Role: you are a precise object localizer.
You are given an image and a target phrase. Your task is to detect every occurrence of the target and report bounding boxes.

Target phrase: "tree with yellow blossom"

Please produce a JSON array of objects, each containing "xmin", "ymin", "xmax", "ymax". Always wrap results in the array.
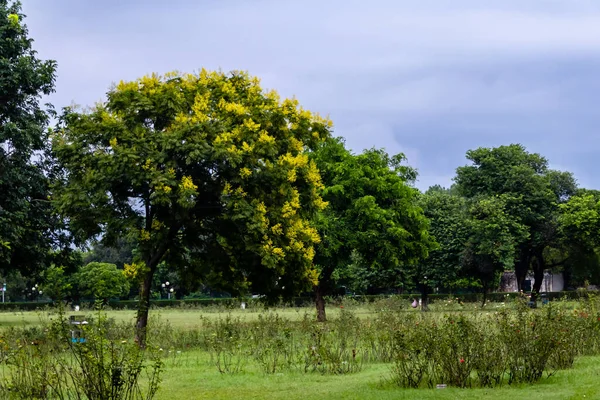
[{"xmin": 51, "ymin": 70, "xmax": 331, "ymax": 346}]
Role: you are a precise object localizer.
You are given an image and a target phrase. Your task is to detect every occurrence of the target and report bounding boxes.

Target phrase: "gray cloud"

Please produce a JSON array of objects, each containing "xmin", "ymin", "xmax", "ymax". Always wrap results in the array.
[{"xmin": 21, "ymin": 0, "xmax": 600, "ymax": 190}]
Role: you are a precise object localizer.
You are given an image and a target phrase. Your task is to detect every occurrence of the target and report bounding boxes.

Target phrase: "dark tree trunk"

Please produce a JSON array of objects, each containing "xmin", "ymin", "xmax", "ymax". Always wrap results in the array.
[
  {"xmin": 530, "ymin": 251, "xmax": 546, "ymax": 302},
  {"xmin": 515, "ymin": 248, "xmax": 530, "ymax": 292},
  {"xmin": 562, "ymin": 265, "xmax": 572, "ymax": 290},
  {"xmin": 315, "ymin": 285, "xmax": 326, "ymax": 322},
  {"xmin": 134, "ymin": 224, "xmax": 180, "ymax": 348},
  {"xmin": 135, "ymin": 263, "xmax": 156, "ymax": 348}
]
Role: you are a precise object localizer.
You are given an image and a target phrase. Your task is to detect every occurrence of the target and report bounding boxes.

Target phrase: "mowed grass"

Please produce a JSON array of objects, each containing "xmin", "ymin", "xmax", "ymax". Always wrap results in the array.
[
  {"xmin": 0, "ymin": 306, "xmax": 352, "ymax": 329},
  {"xmin": 0, "ymin": 299, "xmax": 539, "ymax": 328},
  {"xmin": 156, "ymin": 352, "xmax": 600, "ymax": 400}
]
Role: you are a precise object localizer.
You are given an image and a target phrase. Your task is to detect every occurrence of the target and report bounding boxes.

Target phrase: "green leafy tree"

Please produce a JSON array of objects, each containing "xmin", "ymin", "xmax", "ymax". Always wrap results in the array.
[
  {"xmin": 416, "ymin": 188, "xmax": 469, "ymax": 307},
  {"xmin": 557, "ymin": 193, "xmax": 600, "ymax": 286},
  {"xmin": 52, "ymin": 70, "xmax": 331, "ymax": 345},
  {"xmin": 311, "ymin": 137, "xmax": 433, "ymax": 320},
  {"xmin": 0, "ymin": 1, "xmax": 62, "ymax": 276},
  {"xmin": 462, "ymin": 195, "xmax": 528, "ymax": 304},
  {"xmin": 75, "ymin": 262, "xmax": 129, "ymax": 302},
  {"xmin": 83, "ymin": 237, "xmax": 135, "ymax": 269},
  {"xmin": 41, "ymin": 265, "xmax": 72, "ymax": 302},
  {"xmin": 454, "ymin": 144, "xmax": 576, "ymax": 299}
]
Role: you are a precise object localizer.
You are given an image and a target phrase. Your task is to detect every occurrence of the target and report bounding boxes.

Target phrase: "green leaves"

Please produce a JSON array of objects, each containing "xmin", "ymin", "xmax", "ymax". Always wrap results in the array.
[
  {"xmin": 311, "ymin": 137, "xmax": 434, "ymax": 293},
  {"xmin": 0, "ymin": 0, "xmax": 60, "ymax": 276},
  {"xmin": 52, "ymin": 70, "xmax": 332, "ymax": 300},
  {"xmin": 75, "ymin": 262, "xmax": 129, "ymax": 301}
]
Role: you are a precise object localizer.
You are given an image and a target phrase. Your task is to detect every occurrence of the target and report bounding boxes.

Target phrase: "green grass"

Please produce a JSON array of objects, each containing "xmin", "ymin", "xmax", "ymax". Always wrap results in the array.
[
  {"xmin": 0, "ymin": 307, "xmax": 337, "ymax": 328},
  {"xmin": 2, "ymin": 303, "xmax": 598, "ymax": 399},
  {"xmin": 0, "ymin": 299, "xmax": 550, "ymax": 329},
  {"xmin": 155, "ymin": 351, "xmax": 600, "ymax": 400}
]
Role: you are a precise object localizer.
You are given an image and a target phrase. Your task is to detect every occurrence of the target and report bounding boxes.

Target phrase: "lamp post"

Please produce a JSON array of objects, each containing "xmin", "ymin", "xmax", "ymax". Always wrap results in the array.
[{"xmin": 161, "ymin": 281, "xmax": 171, "ymax": 300}]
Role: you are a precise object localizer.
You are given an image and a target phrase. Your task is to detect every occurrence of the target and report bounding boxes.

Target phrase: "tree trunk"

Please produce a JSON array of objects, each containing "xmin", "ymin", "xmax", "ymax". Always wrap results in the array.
[
  {"xmin": 530, "ymin": 252, "xmax": 545, "ymax": 302},
  {"xmin": 515, "ymin": 249, "xmax": 530, "ymax": 292},
  {"xmin": 135, "ymin": 270, "xmax": 154, "ymax": 348},
  {"xmin": 315, "ymin": 285, "xmax": 326, "ymax": 322}
]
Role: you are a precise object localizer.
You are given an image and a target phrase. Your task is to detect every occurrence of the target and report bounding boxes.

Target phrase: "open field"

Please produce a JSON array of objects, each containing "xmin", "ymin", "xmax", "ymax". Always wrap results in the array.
[
  {"xmin": 1, "ymin": 300, "xmax": 599, "ymax": 399},
  {"xmin": 0, "ymin": 297, "xmax": 572, "ymax": 328}
]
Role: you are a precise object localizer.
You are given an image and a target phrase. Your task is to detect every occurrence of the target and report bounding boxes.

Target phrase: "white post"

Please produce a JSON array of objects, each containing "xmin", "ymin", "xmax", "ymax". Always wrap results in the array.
[{"xmin": 2, "ymin": 282, "xmax": 5, "ymax": 303}]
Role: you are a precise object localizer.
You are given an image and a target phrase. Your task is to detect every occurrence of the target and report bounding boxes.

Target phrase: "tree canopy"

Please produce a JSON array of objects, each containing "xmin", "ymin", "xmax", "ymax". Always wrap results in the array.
[
  {"xmin": 310, "ymin": 137, "xmax": 434, "ymax": 320},
  {"xmin": 52, "ymin": 70, "xmax": 332, "ymax": 344},
  {"xmin": 454, "ymin": 144, "xmax": 577, "ymax": 297},
  {"xmin": 0, "ymin": 1, "xmax": 61, "ymax": 277}
]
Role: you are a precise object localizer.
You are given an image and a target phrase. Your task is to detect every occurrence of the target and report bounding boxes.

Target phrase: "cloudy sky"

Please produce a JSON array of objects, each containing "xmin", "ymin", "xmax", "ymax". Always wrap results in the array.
[{"xmin": 22, "ymin": 0, "xmax": 600, "ymax": 190}]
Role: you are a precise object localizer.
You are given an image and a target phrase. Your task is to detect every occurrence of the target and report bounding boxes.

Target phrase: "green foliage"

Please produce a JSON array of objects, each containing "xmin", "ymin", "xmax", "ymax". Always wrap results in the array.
[
  {"xmin": 41, "ymin": 265, "xmax": 72, "ymax": 301},
  {"xmin": 51, "ymin": 70, "xmax": 333, "ymax": 343},
  {"xmin": 417, "ymin": 189, "xmax": 469, "ymax": 291},
  {"xmin": 311, "ymin": 137, "xmax": 433, "ymax": 303},
  {"xmin": 462, "ymin": 195, "xmax": 529, "ymax": 292},
  {"xmin": 76, "ymin": 262, "xmax": 130, "ymax": 301},
  {"xmin": 0, "ymin": 0, "xmax": 64, "ymax": 277},
  {"xmin": 454, "ymin": 144, "xmax": 577, "ymax": 293}
]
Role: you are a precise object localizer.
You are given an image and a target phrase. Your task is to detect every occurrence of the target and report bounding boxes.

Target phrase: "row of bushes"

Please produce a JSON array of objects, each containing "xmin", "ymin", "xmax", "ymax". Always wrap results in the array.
[
  {"xmin": 0, "ymin": 291, "xmax": 589, "ymax": 311},
  {"xmin": 1, "ymin": 295, "xmax": 599, "ymax": 393}
]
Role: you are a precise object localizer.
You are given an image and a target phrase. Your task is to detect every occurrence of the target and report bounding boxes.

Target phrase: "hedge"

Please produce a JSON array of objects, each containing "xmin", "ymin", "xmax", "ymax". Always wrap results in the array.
[{"xmin": 0, "ymin": 291, "xmax": 590, "ymax": 311}]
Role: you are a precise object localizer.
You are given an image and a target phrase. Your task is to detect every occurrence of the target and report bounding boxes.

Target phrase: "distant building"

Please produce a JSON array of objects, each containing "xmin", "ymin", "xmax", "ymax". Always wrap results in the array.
[{"xmin": 500, "ymin": 271, "xmax": 564, "ymax": 292}]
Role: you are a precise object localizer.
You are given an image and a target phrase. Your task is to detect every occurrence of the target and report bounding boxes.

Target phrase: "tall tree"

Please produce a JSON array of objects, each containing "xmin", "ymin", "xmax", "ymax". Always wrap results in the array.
[
  {"xmin": 461, "ymin": 195, "xmax": 528, "ymax": 304},
  {"xmin": 52, "ymin": 70, "xmax": 331, "ymax": 346},
  {"xmin": 454, "ymin": 144, "xmax": 576, "ymax": 299},
  {"xmin": 417, "ymin": 187, "xmax": 469, "ymax": 305},
  {"xmin": 0, "ymin": 1, "xmax": 60, "ymax": 277},
  {"xmin": 310, "ymin": 137, "xmax": 433, "ymax": 321},
  {"xmin": 557, "ymin": 193, "xmax": 600, "ymax": 286}
]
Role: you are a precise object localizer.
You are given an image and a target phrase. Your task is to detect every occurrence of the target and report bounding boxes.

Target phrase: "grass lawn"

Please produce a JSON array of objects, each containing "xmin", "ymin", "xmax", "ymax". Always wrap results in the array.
[
  {"xmin": 156, "ymin": 352, "xmax": 600, "ymax": 400},
  {"xmin": 2, "ymin": 303, "xmax": 598, "ymax": 399},
  {"xmin": 0, "ymin": 299, "xmax": 537, "ymax": 329},
  {"xmin": 0, "ymin": 306, "xmax": 338, "ymax": 328}
]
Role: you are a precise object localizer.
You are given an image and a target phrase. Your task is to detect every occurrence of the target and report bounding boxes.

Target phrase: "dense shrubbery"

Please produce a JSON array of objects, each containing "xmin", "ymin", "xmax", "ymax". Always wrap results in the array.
[
  {"xmin": 0, "ymin": 308, "xmax": 163, "ymax": 399},
  {"xmin": 1, "ymin": 295, "xmax": 599, "ymax": 397}
]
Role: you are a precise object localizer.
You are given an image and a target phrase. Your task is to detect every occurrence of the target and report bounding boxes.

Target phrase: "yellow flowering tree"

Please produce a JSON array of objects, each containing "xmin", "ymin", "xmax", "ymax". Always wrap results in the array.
[{"xmin": 51, "ymin": 70, "xmax": 331, "ymax": 346}]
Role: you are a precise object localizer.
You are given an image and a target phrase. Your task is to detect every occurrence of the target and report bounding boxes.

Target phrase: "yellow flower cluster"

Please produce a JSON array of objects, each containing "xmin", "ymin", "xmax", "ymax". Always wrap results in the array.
[
  {"xmin": 109, "ymin": 137, "xmax": 118, "ymax": 148},
  {"xmin": 289, "ymin": 137, "xmax": 304, "ymax": 153},
  {"xmin": 140, "ymin": 229, "xmax": 151, "ymax": 241},
  {"xmin": 7, "ymin": 14, "xmax": 19, "ymax": 27},
  {"xmin": 271, "ymin": 223, "xmax": 283, "ymax": 235},
  {"xmin": 272, "ymin": 247, "xmax": 285, "ymax": 257},
  {"xmin": 123, "ymin": 262, "xmax": 148, "ymax": 281},
  {"xmin": 142, "ymin": 159, "xmax": 153, "ymax": 171},
  {"xmin": 155, "ymin": 183, "xmax": 172, "ymax": 194},
  {"xmin": 240, "ymin": 167, "xmax": 252, "ymax": 179},
  {"xmin": 258, "ymin": 131, "xmax": 276, "ymax": 145},
  {"xmin": 151, "ymin": 220, "xmax": 164, "ymax": 230},
  {"xmin": 278, "ymin": 152, "xmax": 308, "ymax": 168},
  {"xmin": 219, "ymin": 98, "xmax": 248, "ymax": 115},
  {"xmin": 243, "ymin": 119, "xmax": 261, "ymax": 132},
  {"xmin": 306, "ymin": 268, "xmax": 320, "ymax": 286},
  {"xmin": 181, "ymin": 176, "xmax": 197, "ymax": 191},
  {"xmin": 190, "ymin": 93, "xmax": 210, "ymax": 123},
  {"xmin": 241, "ymin": 141, "xmax": 254, "ymax": 153}
]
